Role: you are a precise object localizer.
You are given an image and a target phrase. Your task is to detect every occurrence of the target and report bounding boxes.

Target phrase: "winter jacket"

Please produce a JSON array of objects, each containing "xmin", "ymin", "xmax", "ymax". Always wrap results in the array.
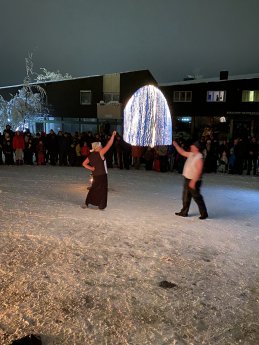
[{"xmin": 13, "ymin": 134, "xmax": 25, "ymax": 150}]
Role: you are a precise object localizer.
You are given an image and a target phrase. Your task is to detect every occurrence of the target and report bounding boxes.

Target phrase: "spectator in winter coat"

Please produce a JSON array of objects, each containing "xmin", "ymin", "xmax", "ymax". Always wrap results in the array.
[
  {"xmin": 68, "ymin": 140, "xmax": 77, "ymax": 166},
  {"xmin": 0, "ymin": 132, "xmax": 3, "ymax": 165},
  {"xmin": 36, "ymin": 140, "xmax": 46, "ymax": 165},
  {"xmin": 3, "ymin": 141, "xmax": 14, "ymax": 165},
  {"xmin": 155, "ymin": 145, "xmax": 168, "ymax": 172},
  {"xmin": 104, "ymin": 134, "xmax": 116, "ymax": 168},
  {"xmin": 234, "ymin": 137, "xmax": 247, "ymax": 175},
  {"xmin": 143, "ymin": 146, "xmax": 155, "ymax": 170},
  {"xmin": 174, "ymin": 140, "xmax": 187, "ymax": 174},
  {"xmin": 46, "ymin": 129, "xmax": 58, "ymax": 165},
  {"xmin": 57, "ymin": 131, "xmax": 69, "ymax": 166},
  {"xmin": 218, "ymin": 151, "xmax": 228, "ymax": 173},
  {"xmin": 203, "ymin": 138, "xmax": 217, "ymax": 173},
  {"xmin": 131, "ymin": 146, "xmax": 143, "ymax": 169},
  {"xmin": 24, "ymin": 138, "xmax": 34, "ymax": 165},
  {"xmin": 115, "ymin": 135, "xmax": 132, "ymax": 169},
  {"xmin": 247, "ymin": 136, "xmax": 258, "ymax": 175},
  {"xmin": 75, "ymin": 141, "xmax": 82, "ymax": 166},
  {"xmin": 80, "ymin": 141, "xmax": 90, "ymax": 165},
  {"xmin": 12, "ymin": 131, "xmax": 25, "ymax": 164},
  {"xmin": 228, "ymin": 139, "xmax": 238, "ymax": 174},
  {"xmin": 3, "ymin": 124, "xmax": 14, "ymax": 141}
]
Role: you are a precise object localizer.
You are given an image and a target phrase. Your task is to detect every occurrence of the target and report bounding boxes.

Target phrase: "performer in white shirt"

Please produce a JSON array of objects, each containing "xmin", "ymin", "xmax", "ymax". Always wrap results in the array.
[{"xmin": 172, "ymin": 140, "xmax": 208, "ymax": 219}]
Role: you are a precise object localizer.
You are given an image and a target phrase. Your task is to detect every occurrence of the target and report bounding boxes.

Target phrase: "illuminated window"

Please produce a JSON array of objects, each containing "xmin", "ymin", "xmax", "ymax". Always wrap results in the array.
[
  {"xmin": 242, "ymin": 90, "xmax": 259, "ymax": 102},
  {"xmin": 207, "ymin": 91, "xmax": 226, "ymax": 102},
  {"xmin": 80, "ymin": 90, "xmax": 91, "ymax": 105},
  {"xmin": 173, "ymin": 91, "xmax": 192, "ymax": 102}
]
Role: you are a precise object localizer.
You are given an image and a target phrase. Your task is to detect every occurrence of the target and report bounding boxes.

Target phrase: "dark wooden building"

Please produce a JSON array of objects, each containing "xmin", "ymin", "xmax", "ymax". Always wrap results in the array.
[
  {"xmin": 0, "ymin": 69, "xmax": 157, "ymax": 135},
  {"xmin": 1, "ymin": 69, "xmax": 259, "ymax": 140},
  {"xmin": 159, "ymin": 72, "xmax": 259, "ymax": 140}
]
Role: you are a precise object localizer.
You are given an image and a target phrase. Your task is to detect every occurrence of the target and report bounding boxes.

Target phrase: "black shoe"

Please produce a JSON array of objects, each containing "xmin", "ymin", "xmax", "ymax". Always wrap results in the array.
[
  {"xmin": 81, "ymin": 204, "xmax": 88, "ymax": 209},
  {"xmin": 199, "ymin": 213, "xmax": 208, "ymax": 220},
  {"xmin": 175, "ymin": 212, "xmax": 188, "ymax": 217}
]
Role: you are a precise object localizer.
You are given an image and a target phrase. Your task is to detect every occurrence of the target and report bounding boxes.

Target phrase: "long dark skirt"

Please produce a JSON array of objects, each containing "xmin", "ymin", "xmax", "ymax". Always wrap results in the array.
[{"xmin": 85, "ymin": 174, "xmax": 108, "ymax": 209}]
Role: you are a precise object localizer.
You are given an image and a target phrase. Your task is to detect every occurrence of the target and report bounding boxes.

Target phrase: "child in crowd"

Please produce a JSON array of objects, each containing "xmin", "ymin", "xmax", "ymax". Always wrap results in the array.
[
  {"xmin": 36, "ymin": 140, "xmax": 46, "ymax": 165},
  {"xmin": 218, "ymin": 151, "xmax": 228, "ymax": 173}
]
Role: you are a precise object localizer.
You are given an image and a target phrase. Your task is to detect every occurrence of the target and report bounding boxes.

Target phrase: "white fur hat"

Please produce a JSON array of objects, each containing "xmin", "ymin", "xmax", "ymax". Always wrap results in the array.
[{"xmin": 90, "ymin": 142, "xmax": 102, "ymax": 152}]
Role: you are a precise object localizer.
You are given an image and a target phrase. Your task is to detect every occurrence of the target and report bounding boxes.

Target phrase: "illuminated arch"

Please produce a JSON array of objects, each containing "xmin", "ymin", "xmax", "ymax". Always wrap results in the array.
[{"xmin": 123, "ymin": 85, "xmax": 172, "ymax": 147}]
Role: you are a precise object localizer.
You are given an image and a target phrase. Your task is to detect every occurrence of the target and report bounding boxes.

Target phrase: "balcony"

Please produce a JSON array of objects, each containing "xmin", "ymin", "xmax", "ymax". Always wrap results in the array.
[{"xmin": 97, "ymin": 101, "xmax": 122, "ymax": 119}]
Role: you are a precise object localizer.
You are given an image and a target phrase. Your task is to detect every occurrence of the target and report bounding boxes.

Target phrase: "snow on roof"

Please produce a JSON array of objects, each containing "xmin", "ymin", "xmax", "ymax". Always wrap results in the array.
[
  {"xmin": 159, "ymin": 73, "xmax": 259, "ymax": 87},
  {"xmin": 0, "ymin": 69, "xmax": 154, "ymax": 90},
  {"xmin": 1, "ymin": 71, "xmax": 259, "ymax": 91}
]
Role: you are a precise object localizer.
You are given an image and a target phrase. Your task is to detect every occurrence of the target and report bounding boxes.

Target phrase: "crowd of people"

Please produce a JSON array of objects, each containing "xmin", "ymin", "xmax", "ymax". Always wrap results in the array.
[{"xmin": 0, "ymin": 124, "xmax": 258, "ymax": 176}]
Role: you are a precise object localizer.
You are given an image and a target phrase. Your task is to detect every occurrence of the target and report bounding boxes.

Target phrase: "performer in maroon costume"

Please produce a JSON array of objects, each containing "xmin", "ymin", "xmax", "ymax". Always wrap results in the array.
[{"xmin": 81, "ymin": 131, "xmax": 116, "ymax": 210}]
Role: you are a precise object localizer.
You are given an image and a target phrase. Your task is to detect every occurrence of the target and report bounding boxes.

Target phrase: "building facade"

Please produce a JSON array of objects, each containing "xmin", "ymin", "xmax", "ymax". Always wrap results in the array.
[
  {"xmin": 159, "ymin": 72, "xmax": 259, "ymax": 140},
  {"xmin": 1, "ymin": 69, "xmax": 259, "ymax": 141},
  {"xmin": 0, "ymin": 69, "xmax": 157, "ymax": 135}
]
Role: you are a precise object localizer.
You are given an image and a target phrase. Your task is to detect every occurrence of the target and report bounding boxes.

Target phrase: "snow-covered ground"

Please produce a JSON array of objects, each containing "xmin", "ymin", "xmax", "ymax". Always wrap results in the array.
[{"xmin": 0, "ymin": 165, "xmax": 258, "ymax": 345}]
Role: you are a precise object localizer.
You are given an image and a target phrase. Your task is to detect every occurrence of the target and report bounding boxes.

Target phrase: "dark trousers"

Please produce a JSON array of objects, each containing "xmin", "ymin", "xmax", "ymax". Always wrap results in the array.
[
  {"xmin": 159, "ymin": 155, "xmax": 168, "ymax": 172},
  {"xmin": 247, "ymin": 157, "xmax": 257, "ymax": 175},
  {"xmin": 180, "ymin": 178, "xmax": 208, "ymax": 217},
  {"xmin": 123, "ymin": 152, "xmax": 131, "ymax": 169}
]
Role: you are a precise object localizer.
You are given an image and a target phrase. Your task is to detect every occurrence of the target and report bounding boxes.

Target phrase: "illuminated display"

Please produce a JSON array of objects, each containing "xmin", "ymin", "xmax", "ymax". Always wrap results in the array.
[{"xmin": 123, "ymin": 85, "xmax": 172, "ymax": 147}]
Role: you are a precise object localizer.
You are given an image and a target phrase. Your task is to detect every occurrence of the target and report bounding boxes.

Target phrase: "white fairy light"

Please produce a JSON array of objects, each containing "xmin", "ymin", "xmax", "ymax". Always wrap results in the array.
[{"xmin": 123, "ymin": 85, "xmax": 172, "ymax": 147}]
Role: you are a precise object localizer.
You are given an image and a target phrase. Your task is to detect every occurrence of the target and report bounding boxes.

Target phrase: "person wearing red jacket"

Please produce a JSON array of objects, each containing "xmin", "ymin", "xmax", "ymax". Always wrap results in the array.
[
  {"xmin": 12, "ymin": 131, "xmax": 25, "ymax": 165},
  {"xmin": 80, "ymin": 141, "xmax": 90, "ymax": 165}
]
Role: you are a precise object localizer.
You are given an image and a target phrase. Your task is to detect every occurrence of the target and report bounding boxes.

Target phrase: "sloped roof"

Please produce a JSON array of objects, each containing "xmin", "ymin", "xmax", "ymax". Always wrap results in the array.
[
  {"xmin": 159, "ymin": 73, "xmax": 259, "ymax": 87},
  {"xmin": 0, "ymin": 69, "xmax": 155, "ymax": 90}
]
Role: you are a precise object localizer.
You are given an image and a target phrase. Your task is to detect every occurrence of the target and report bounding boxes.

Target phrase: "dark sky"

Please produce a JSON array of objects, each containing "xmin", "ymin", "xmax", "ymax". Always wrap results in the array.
[{"xmin": 1, "ymin": 0, "xmax": 259, "ymax": 87}]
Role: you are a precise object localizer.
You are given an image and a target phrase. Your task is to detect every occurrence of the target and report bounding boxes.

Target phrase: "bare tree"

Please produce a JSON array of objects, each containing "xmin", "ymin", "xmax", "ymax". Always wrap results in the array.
[
  {"xmin": 36, "ymin": 67, "xmax": 72, "ymax": 82},
  {"xmin": 0, "ymin": 95, "xmax": 8, "ymax": 130},
  {"xmin": 0, "ymin": 53, "xmax": 47, "ymax": 131}
]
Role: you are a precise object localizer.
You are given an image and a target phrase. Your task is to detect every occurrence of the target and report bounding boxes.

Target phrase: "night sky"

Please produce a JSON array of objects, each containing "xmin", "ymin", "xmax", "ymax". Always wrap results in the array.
[{"xmin": 1, "ymin": 0, "xmax": 259, "ymax": 87}]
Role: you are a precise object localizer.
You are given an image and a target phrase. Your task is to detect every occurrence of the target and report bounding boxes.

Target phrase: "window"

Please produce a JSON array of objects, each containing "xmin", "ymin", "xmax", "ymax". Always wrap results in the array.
[
  {"xmin": 103, "ymin": 92, "xmax": 120, "ymax": 103},
  {"xmin": 207, "ymin": 91, "xmax": 226, "ymax": 102},
  {"xmin": 173, "ymin": 91, "xmax": 192, "ymax": 102},
  {"xmin": 80, "ymin": 90, "xmax": 91, "ymax": 105},
  {"xmin": 242, "ymin": 90, "xmax": 259, "ymax": 102}
]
